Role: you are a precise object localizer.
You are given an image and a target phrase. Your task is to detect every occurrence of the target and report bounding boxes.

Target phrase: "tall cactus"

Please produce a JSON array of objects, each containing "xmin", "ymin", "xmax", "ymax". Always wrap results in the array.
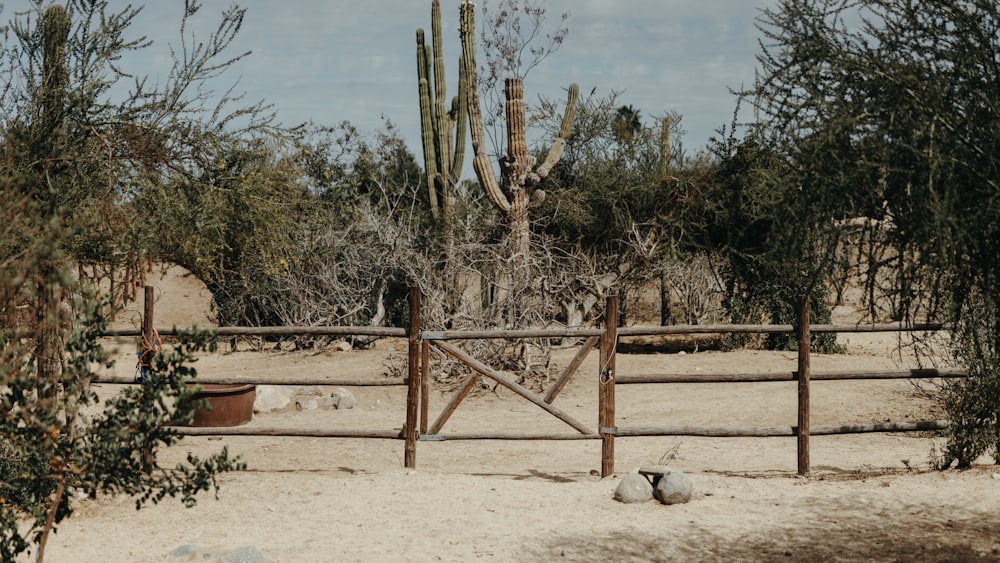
[
  {"xmin": 416, "ymin": 0, "xmax": 467, "ymax": 229},
  {"xmin": 459, "ymin": 0, "xmax": 578, "ymax": 262}
]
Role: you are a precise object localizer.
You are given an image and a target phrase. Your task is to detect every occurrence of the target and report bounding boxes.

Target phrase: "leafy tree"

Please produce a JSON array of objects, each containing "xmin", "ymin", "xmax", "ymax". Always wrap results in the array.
[
  {"xmin": 1, "ymin": 0, "xmax": 274, "ymax": 296},
  {"xmin": 0, "ymin": 1, "xmax": 262, "ymax": 557},
  {"xmin": 0, "ymin": 299, "xmax": 242, "ymax": 561},
  {"xmin": 144, "ymin": 133, "xmax": 306, "ymax": 327},
  {"xmin": 264, "ymin": 122, "xmax": 431, "ymax": 336},
  {"xmin": 535, "ymin": 89, "xmax": 719, "ymax": 327},
  {"xmin": 612, "ymin": 104, "xmax": 642, "ymax": 145},
  {"xmin": 745, "ymin": 0, "xmax": 1000, "ymax": 464},
  {"xmin": 704, "ymin": 126, "xmax": 843, "ymax": 351}
]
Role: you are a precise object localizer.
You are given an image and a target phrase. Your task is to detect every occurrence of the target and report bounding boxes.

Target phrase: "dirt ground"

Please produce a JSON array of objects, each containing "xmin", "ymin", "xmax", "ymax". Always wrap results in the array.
[{"xmin": 25, "ymin": 266, "xmax": 1000, "ymax": 562}]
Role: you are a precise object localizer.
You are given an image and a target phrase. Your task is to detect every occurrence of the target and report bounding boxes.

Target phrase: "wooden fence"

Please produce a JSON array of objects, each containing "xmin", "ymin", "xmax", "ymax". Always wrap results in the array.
[{"xmin": 97, "ymin": 287, "xmax": 965, "ymax": 476}]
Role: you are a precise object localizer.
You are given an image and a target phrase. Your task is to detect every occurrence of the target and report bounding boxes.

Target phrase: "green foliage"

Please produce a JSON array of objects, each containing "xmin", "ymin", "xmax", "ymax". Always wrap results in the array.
[
  {"xmin": 143, "ymin": 134, "xmax": 306, "ymax": 326},
  {"xmin": 0, "ymin": 3, "xmax": 258, "ymax": 558},
  {"xmin": 705, "ymin": 130, "xmax": 842, "ymax": 351},
  {"xmin": 536, "ymin": 90, "xmax": 726, "ymax": 327},
  {"xmin": 747, "ymin": 0, "xmax": 1000, "ymax": 461},
  {"xmin": 934, "ymin": 295, "xmax": 1000, "ymax": 468},
  {"xmin": 177, "ymin": 122, "xmax": 432, "ymax": 333},
  {"xmin": 1, "ymin": 0, "xmax": 275, "ymax": 314},
  {"xmin": 0, "ymin": 288, "xmax": 243, "ymax": 560},
  {"xmin": 539, "ymin": 93, "xmax": 675, "ymax": 253}
]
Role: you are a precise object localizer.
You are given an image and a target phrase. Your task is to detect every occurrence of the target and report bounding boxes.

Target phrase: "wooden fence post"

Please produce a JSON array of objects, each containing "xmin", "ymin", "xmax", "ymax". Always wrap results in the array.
[
  {"xmin": 797, "ymin": 295, "xmax": 811, "ymax": 476},
  {"xmin": 600, "ymin": 295, "xmax": 619, "ymax": 477},
  {"xmin": 404, "ymin": 287, "xmax": 421, "ymax": 468},
  {"xmin": 420, "ymin": 339, "xmax": 430, "ymax": 435}
]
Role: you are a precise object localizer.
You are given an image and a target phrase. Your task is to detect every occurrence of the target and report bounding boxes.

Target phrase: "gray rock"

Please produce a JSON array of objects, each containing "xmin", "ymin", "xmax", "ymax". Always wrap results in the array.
[
  {"xmin": 253, "ymin": 385, "xmax": 292, "ymax": 412},
  {"xmin": 168, "ymin": 545, "xmax": 267, "ymax": 562},
  {"xmin": 168, "ymin": 544, "xmax": 202, "ymax": 557},
  {"xmin": 226, "ymin": 546, "xmax": 268, "ymax": 563},
  {"xmin": 331, "ymin": 387, "xmax": 356, "ymax": 409},
  {"xmin": 653, "ymin": 469, "xmax": 693, "ymax": 505},
  {"xmin": 294, "ymin": 386, "xmax": 322, "ymax": 397},
  {"xmin": 254, "ymin": 385, "xmax": 331, "ymax": 413},
  {"xmin": 294, "ymin": 398, "xmax": 318, "ymax": 411},
  {"xmin": 614, "ymin": 472, "xmax": 654, "ymax": 503}
]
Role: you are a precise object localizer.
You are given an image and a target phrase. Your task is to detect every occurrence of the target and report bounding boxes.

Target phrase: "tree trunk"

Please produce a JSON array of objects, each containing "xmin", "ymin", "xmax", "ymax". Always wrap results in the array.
[{"xmin": 36, "ymin": 263, "xmax": 62, "ymax": 398}]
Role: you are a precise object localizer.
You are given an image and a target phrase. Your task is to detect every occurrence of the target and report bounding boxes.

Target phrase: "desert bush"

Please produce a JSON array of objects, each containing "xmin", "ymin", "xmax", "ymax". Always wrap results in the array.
[
  {"xmin": 663, "ymin": 253, "xmax": 727, "ymax": 326},
  {"xmin": 0, "ymin": 288, "xmax": 243, "ymax": 561}
]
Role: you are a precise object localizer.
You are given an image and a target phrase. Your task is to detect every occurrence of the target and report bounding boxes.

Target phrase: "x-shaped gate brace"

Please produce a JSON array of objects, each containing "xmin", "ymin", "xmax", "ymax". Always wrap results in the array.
[{"xmin": 420, "ymin": 336, "xmax": 602, "ymax": 437}]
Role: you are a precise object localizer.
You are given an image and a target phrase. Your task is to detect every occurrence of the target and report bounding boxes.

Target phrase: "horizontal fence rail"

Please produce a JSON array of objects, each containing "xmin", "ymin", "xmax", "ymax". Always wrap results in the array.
[
  {"xmin": 94, "ymin": 375, "xmax": 408, "ymax": 386},
  {"xmin": 168, "ymin": 427, "xmax": 404, "ymax": 439},
  {"xmin": 421, "ymin": 328, "xmax": 603, "ymax": 340},
  {"xmin": 90, "ymin": 285, "xmax": 965, "ymax": 476},
  {"xmin": 616, "ymin": 322, "xmax": 947, "ymax": 336},
  {"xmin": 615, "ymin": 368, "xmax": 968, "ymax": 384},
  {"xmin": 102, "ymin": 325, "xmax": 407, "ymax": 338},
  {"xmin": 608, "ymin": 420, "xmax": 949, "ymax": 438}
]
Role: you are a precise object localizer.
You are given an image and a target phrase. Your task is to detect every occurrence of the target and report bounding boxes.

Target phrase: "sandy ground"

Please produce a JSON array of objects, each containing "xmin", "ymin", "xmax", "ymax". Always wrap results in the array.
[{"xmin": 24, "ymin": 266, "xmax": 1000, "ymax": 562}]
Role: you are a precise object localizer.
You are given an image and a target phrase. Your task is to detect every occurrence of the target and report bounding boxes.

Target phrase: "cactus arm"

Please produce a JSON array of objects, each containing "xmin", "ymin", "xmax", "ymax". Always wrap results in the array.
[
  {"xmin": 419, "ymin": 77, "xmax": 441, "ymax": 218},
  {"xmin": 659, "ymin": 116, "xmax": 671, "ymax": 179},
  {"xmin": 431, "ymin": 0, "xmax": 451, "ymax": 180},
  {"xmin": 431, "ymin": 0, "xmax": 446, "ymax": 108},
  {"xmin": 416, "ymin": 29, "xmax": 440, "ymax": 219},
  {"xmin": 534, "ymin": 83, "xmax": 578, "ymax": 179},
  {"xmin": 460, "ymin": 0, "xmax": 508, "ymax": 213},
  {"xmin": 449, "ymin": 55, "xmax": 467, "ymax": 183}
]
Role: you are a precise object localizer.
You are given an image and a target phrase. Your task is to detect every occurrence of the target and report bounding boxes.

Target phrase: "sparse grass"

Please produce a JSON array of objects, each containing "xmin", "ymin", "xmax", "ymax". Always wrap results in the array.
[{"xmin": 656, "ymin": 443, "xmax": 682, "ymax": 465}]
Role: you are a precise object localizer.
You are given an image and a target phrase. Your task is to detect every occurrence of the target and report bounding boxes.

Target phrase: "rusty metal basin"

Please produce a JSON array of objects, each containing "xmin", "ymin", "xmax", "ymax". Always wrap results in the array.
[{"xmin": 188, "ymin": 383, "xmax": 256, "ymax": 427}]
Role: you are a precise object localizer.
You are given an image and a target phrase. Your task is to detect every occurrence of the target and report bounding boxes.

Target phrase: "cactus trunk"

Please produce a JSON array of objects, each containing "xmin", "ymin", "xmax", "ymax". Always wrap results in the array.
[{"xmin": 503, "ymin": 78, "xmax": 531, "ymax": 271}]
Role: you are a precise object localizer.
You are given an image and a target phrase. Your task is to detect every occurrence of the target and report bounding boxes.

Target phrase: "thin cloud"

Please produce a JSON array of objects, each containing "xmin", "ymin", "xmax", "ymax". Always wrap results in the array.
[{"xmin": 6, "ymin": 0, "xmax": 775, "ymax": 157}]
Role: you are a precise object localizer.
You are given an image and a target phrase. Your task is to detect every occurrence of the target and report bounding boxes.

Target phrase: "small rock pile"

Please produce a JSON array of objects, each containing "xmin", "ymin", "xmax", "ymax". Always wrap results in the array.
[{"xmin": 614, "ymin": 465, "xmax": 693, "ymax": 505}]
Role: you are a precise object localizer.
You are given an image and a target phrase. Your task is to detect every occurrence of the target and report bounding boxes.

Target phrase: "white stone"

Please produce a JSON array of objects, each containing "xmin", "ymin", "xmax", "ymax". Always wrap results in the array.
[
  {"xmin": 653, "ymin": 469, "xmax": 693, "ymax": 505},
  {"xmin": 614, "ymin": 472, "xmax": 654, "ymax": 503},
  {"xmin": 331, "ymin": 387, "xmax": 356, "ymax": 409},
  {"xmin": 253, "ymin": 385, "xmax": 292, "ymax": 412}
]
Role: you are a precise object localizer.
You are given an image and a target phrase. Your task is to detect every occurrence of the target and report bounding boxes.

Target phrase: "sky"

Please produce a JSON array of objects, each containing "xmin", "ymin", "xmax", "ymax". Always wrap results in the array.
[{"xmin": 8, "ymin": 1, "xmax": 779, "ymax": 163}]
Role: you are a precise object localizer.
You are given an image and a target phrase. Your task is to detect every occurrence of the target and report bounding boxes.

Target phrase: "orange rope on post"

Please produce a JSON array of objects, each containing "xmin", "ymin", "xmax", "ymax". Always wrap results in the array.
[{"xmin": 135, "ymin": 327, "xmax": 161, "ymax": 384}]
